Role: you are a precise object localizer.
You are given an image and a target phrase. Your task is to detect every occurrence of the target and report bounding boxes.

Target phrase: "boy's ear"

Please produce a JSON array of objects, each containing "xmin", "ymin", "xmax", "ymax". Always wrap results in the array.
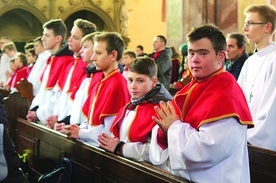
[
  {"xmin": 110, "ymin": 50, "xmax": 118, "ymax": 61},
  {"xmin": 152, "ymin": 77, "xmax": 158, "ymax": 87},
  {"xmin": 55, "ymin": 35, "xmax": 63, "ymax": 43}
]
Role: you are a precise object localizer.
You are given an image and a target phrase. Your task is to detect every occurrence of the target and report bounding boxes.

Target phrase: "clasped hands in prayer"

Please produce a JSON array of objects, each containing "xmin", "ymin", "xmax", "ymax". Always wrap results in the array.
[{"xmin": 98, "ymin": 101, "xmax": 179, "ymax": 153}]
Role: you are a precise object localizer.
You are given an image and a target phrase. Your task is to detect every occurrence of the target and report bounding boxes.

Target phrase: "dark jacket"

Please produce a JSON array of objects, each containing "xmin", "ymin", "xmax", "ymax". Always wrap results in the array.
[
  {"xmin": 225, "ymin": 53, "xmax": 248, "ymax": 80},
  {"xmin": 0, "ymin": 95, "xmax": 27, "ymax": 182},
  {"xmin": 149, "ymin": 48, "xmax": 172, "ymax": 90}
]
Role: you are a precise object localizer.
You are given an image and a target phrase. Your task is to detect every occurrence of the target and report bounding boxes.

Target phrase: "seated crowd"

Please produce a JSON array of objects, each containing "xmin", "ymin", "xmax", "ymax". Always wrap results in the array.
[{"xmin": 0, "ymin": 4, "xmax": 275, "ymax": 183}]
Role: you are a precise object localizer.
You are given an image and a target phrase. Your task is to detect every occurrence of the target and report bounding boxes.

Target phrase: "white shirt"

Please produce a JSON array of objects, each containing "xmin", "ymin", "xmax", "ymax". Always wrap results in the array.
[
  {"xmin": 27, "ymin": 50, "xmax": 50, "ymax": 96},
  {"xmin": 238, "ymin": 43, "xmax": 276, "ymax": 151},
  {"xmin": 149, "ymin": 118, "xmax": 250, "ymax": 183}
]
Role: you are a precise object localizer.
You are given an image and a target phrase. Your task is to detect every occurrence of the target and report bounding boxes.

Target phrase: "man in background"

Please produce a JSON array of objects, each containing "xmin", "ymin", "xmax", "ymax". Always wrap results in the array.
[{"xmin": 224, "ymin": 32, "xmax": 248, "ymax": 80}]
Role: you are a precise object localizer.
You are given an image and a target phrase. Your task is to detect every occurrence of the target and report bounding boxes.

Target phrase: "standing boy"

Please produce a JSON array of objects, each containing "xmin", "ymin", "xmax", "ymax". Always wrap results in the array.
[
  {"xmin": 238, "ymin": 4, "xmax": 276, "ymax": 151},
  {"xmin": 98, "ymin": 56, "xmax": 172, "ymax": 161},
  {"xmin": 26, "ymin": 19, "xmax": 74, "ymax": 123},
  {"xmin": 46, "ymin": 19, "xmax": 97, "ymax": 128},
  {"xmin": 149, "ymin": 24, "xmax": 253, "ymax": 183},
  {"xmin": 63, "ymin": 32, "xmax": 130, "ymax": 146},
  {"xmin": 27, "ymin": 36, "xmax": 50, "ymax": 96}
]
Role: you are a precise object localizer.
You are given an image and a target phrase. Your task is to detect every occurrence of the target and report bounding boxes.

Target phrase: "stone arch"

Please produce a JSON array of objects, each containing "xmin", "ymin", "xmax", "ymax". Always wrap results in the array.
[
  {"xmin": 0, "ymin": 7, "xmax": 46, "ymax": 52},
  {"xmin": 60, "ymin": 6, "xmax": 117, "ymax": 32},
  {"xmin": 0, "ymin": 4, "xmax": 47, "ymax": 25}
]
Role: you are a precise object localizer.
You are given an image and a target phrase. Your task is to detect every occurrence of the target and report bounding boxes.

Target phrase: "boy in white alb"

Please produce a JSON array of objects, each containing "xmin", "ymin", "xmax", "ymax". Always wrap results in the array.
[{"xmin": 238, "ymin": 4, "xmax": 276, "ymax": 151}]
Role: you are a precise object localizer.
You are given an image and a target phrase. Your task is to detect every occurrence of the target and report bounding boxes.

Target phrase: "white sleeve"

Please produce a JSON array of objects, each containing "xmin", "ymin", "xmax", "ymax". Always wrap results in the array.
[
  {"xmin": 122, "ymin": 139, "xmax": 151, "ymax": 162},
  {"xmin": 248, "ymin": 63, "xmax": 276, "ymax": 150},
  {"xmin": 167, "ymin": 118, "xmax": 246, "ymax": 171},
  {"xmin": 78, "ymin": 116, "xmax": 116, "ymax": 146},
  {"xmin": 149, "ymin": 125, "xmax": 169, "ymax": 165}
]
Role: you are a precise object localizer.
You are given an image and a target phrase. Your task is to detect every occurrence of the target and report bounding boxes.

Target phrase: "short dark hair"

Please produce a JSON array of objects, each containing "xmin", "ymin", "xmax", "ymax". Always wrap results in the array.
[
  {"xmin": 74, "ymin": 19, "xmax": 97, "ymax": 37},
  {"xmin": 157, "ymin": 35, "xmax": 167, "ymax": 45},
  {"xmin": 43, "ymin": 19, "xmax": 67, "ymax": 42},
  {"xmin": 136, "ymin": 45, "xmax": 144, "ymax": 50},
  {"xmin": 94, "ymin": 32, "xmax": 125, "ymax": 61},
  {"xmin": 34, "ymin": 36, "xmax": 43, "ymax": 44},
  {"xmin": 187, "ymin": 24, "xmax": 226, "ymax": 54},
  {"xmin": 123, "ymin": 50, "xmax": 136, "ymax": 58},
  {"xmin": 16, "ymin": 52, "xmax": 28, "ymax": 66},
  {"xmin": 130, "ymin": 56, "xmax": 157, "ymax": 78},
  {"xmin": 226, "ymin": 32, "xmax": 246, "ymax": 50},
  {"xmin": 24, "ymin": 42, "xmax": 34, "ymax": 50},
  {"xmin": 81, "ymin": 32, "xmax": 101, "ymax": 45}
]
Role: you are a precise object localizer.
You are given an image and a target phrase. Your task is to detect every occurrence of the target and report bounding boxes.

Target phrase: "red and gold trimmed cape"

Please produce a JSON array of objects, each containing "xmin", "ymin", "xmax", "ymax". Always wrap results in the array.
[
  {"xmin": 111, "ymin": 102, "xmax": 157, "ymax": 143},
  {"xmin": 173, "ymin": 69, "xmax": 254, "ymax": 130},
  {"xmin": 86, "ymin": 69, "xmax": 130, "ymax": 126},
  {"xmin": 40, "ymin": 55, "xmax": 74, "ymax": 89},
  {"xmin": 57, "ymin": 57, "xmax": 87, "ymax": 92}
]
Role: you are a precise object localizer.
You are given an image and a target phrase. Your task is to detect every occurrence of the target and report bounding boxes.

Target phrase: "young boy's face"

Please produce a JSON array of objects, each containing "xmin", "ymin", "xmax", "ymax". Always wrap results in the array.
[
  {"xmin": 91, "ymin": 41, "xmax": 115, "ymax": 73},
  {"xmin": 26, "ymin": 51, "xmax": 36, "ymax": 64},
  {"xmin": 34, "ymin": 41, "xmax": 44, "ymax": 55},
  {"xmin": 127, "ymin": 71, "xmax": 157, "ymax": 99},
  {"xmin": 188, "ymin": 38, "xmax": 224, "ymax": 80},
  {"xmin": 10, "ymin": 61, "xmax": 17, "ymax": 71},
  {"xmin": 42, "ymin": 28, "xmax": 60, "ymax": 50},
  {"xmin": 80, "ymin": 40, "xmax": 94, "ymax": 64},
  {"xmin": 14, "ymin": 57, "xmax": 22, "ymax": 68},
  {"xmin": 122, "ymin": 54, "xmax": 134, "ymax": 67},
  {"xmin": 5, "ymin": 49, "xmax": 15, "ymax": 58},
  {"xmin": 243, "ymin": 12, "xmax": 268, "ymax": 44},
  {"xmin": 68, "ymin": 25, "xmax": 83, "ymax": 54}
]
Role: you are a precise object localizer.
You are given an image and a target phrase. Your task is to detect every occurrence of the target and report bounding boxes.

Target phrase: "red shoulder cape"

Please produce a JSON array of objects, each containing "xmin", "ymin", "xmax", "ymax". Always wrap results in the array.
[
  {"xmin": 111, "ymin": 102, "xmax": 157, "ymax": 143},
  {"xmin": 87, "ymin": 69, "xmax": 130, "ymax": 126},
  {"xmin": 40, "ymin": 55, "xmax": 74, "ymax": 89},
  {"xmin": 173, "ymin": 69, "xmax": 254, "ymax": 130},
  {"xmin": 57, "ymin": 57, "xmax": 87, "ymax": 92}
]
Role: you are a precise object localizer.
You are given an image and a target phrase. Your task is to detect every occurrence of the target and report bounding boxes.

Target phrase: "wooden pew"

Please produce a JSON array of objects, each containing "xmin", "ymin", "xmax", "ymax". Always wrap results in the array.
[
  {"xmin": 15, "ymin": 118, "xmax": 189, "ymax": 183},
  {"xmin": 16, "ymin": 78, "xmax": 34, "ymax": 104},
  {"xmin": 248, "ymin": 144, "xmax": 276, "ymax": 183},
  {"xmin": 3, "ymin": 91, "xmax": 30, "ymax": 142},
  {"xmin": 0, "ymin": 88, "xmax": 10, "ymax": 98},
  {"xmin": 4, "ymin": 91, "xmax": 276, "ymax": 183}
]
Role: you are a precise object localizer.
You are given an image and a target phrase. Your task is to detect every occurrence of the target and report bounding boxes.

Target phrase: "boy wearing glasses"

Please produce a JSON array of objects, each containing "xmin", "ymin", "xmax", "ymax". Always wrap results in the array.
[{"xmin": 238, "ymin": 4, "xmax": 276, "ymax": 151}]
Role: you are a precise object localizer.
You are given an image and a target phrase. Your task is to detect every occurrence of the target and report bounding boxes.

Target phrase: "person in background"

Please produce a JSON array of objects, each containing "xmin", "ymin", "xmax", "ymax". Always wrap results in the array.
[
  {"xmin": 98, "ymin": 56, "xmax": 172, "ymax": 161},
  {"xmin": 238, "ymin": 4, "xmax": 276, "ymax": 151},
  {"xmin": 25, "ymin": 47, "xmax": 37, "ymax": 77},
  {"xmin": 0, "ymin": 42, "xmax": 17, "ymax": 88},
  {"xmin": 224, "ymin": 32, "xmax": 248, "ymax": 80},
  {"xmin": 122, "ymin": 50, "xmax": 136, "ymax": 80},
  {"xmin": 149, "ymin": 24, "xmax": 253, "ymax": 183},
  {"xmin": 27, "ymin": 36, "xmax": 51, "ymax": 96},
  {"xmin": 0, "ymin": 36, "xmax": 12, "ymax": 87},
  {"xmin": 149, "ymin": 35, "xmax": 172, "ymax": 90},
  {"xmin": 5, "ymin": 52, "xmax": 28, "ymax": 91},
  {"xmin": 135, "ymin": 45, "xmax": 147, "ymax": 57},
  {"xmin": 169, "ymin": 46, "xmax": 180, "ymax": 85},
  {"xmin": 171, "ymin": 43, "xmax": 192, "ymax": 91}
]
